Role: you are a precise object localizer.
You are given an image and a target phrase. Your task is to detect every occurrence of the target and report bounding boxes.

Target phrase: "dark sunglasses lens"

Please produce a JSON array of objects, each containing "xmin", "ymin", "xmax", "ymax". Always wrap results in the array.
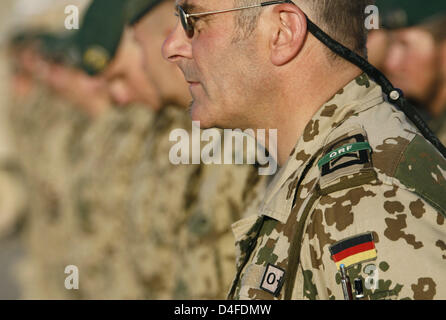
[{"xmin": 178, "ymin": 6, "xmax": 194, "ymax": 37}]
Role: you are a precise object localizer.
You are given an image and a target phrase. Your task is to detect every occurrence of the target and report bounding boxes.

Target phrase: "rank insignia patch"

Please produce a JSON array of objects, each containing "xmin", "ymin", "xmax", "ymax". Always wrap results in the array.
[
  {"xmin": 329, "ymin": 232, "xmax": 377, "ymax": 270},
  {"xmin": 318, "ymin": 128, "xmax": 375, "ymax": 188},
  {"xmin": 319, "ymin": 134, "xmax": 372, "ymax": 177},
  {"xmin": 260, "ymin": 264, "xmax": 285, "ymax": 296}
]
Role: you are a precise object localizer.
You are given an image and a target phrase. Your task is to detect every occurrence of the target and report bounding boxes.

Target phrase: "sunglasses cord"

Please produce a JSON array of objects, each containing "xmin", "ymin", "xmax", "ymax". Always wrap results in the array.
[{"xmin": 306, "ymin": 17, "xmax": 446, "ymax": 159}]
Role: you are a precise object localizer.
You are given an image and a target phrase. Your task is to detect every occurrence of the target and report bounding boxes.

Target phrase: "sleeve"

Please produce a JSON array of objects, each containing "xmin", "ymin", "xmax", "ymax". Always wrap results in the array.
[
  {"xmin": 295, "ymin": 182, "xmax": 446, "ymax": 300},
  {"xmin": 0, "ymin": 159, "xmax": 28, "ymax": 237}
]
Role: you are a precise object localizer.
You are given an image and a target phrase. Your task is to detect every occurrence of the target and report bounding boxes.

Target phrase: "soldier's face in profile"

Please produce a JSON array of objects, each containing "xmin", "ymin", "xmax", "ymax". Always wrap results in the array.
[
  {"xmin": 162, "ymin": 0, "xmax": 272, "ymax": 130},
  {"xmin": 382, "ymin": 27, "xmax": 439, "ymax": 105},
  {"xmin": 133, "ymin": 1, "xmax": 191, "ymax": 109},
  {"xmin": 104, "ymin": 29, "xmax": 161, "ymax": 108}
]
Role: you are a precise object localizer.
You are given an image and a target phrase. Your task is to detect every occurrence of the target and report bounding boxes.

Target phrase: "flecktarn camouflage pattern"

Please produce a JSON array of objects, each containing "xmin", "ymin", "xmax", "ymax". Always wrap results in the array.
[
  {"xmin": 124, "ymin": 107, "xmax": 270, "ymax": 299},
  {"xmin": 172, "ymin": 136, "xmax": 270, "ymax": 299},
  {"xmin": 228, "ymin": 74, "xmax": 446, "ymax": 300}
]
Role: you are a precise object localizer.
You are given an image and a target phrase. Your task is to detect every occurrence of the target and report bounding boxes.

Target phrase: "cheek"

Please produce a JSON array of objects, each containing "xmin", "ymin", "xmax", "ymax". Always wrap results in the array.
[
  {"xmin": 405, "ymin": 33, "xmax": 436, "ymax": 73},
  {"xmin": 407, "ymin": 50, "xmax": 437, "ymax": 87},
  {"xmin": 137, "ymin": 37, "xmax": 155, "ymax": 67},
  {"xmin": 408, "ymin": 48, "xmax": 434, "ymax": 69},
  {"xmin": 109, "ymin": 80, "xmax": 132, "ymax": 104},
  {"xmin": 192, "ymin": 35, "xmax": 230, "ymax": 90},
  {"xmin": 133, "ymin": 71, "xmax": 152, "ymax": 95}
]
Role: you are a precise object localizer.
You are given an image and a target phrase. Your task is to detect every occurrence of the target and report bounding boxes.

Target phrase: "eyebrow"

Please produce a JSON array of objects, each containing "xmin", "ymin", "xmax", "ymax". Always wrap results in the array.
[{"xmin": 176, "ymin": 1, "xmax": 208, "ymax": 14}]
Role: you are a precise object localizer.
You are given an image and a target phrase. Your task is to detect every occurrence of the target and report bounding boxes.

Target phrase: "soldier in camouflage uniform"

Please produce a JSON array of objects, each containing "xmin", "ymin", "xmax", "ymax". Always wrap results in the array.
[
  {"xmin": 163, "ymin": 0, "xmax": 446, "ymax": 300},
  {"xmin": 227, "ymin": 73, "xmax": 446, "ymax": 300},
  {"xmin": 126, "ymin": 0, "xmax": 271, "ymax": 299},
  {"xmin": 2, "ymin": 33, "xmax": 40, "ymax": 237},
  {"xmin": 35, "ymin": 0, "xmax": 226, "ymax": 299},
  {"xmin": 375, "ymin": 0, "xmax": 446, "ymax": 145},
  {"xmin": 16, "ymin": 0, "xmax": 268, "ymax": 299},
  {"xmin": 173, "ymin": 156, "xmax": 271, "ymax": 299},
  {"xmin": 13, "ymin": 35, "xmax": 110, "ymax": 299},
  {"xmin": 56, "ymin": 0, "xmax": 155, "ymax": 299}
]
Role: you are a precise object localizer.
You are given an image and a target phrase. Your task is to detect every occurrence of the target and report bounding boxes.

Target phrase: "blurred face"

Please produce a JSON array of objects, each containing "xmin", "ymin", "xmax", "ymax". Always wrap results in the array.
[
  {"xmin": 104, "ymin": 29, "xmax": 161, "ymax": 108},
  {"xmin": 8, "ymin": 47, "xmax": 34, "ymax": 98},
  {"xmin": 133, "ymin": 1, "xmax": 191, "ymax": 110},
  {"xmin": 162, "ymin": 0, "xmax": 271, "ymax": 129},
  {"xmin": 45, "ymin": 63, "xmax": 110, "ymax": 117},
  {"xmin": 383, "ymin": 27, "xmax": 439, "ymax": 104},
  {"xmin": 19, "ymin": 44, "xmax": 45, "ymax": 76},
  {"xmin": 72, "ymin": 71, "xmax": 110, "ymax": 116}
]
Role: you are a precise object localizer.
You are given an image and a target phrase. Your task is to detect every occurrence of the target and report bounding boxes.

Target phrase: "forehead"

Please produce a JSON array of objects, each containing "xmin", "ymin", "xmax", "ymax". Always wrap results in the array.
[{"xmin": 176, "ymin": 0, "xmax": 226, "ymax": 12}]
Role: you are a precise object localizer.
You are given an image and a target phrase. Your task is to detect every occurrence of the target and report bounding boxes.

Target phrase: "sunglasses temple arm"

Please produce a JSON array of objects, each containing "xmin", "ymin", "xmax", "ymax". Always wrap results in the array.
[
  {"xmin": 261, "ymin": 0, "xmax": 293, "ymax": 6},
  {"xmin": 188, "ymin": 4, "xmax": 264, "ymax": 18},
  {"xmin": 186, "ymin": 0, "xmax": 291, "ymax": 18}
]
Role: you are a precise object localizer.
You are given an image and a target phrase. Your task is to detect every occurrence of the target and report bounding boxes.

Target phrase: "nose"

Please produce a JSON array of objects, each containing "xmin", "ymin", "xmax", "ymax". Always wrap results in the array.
[{"xmin": 162, "ymin": 21, "xmax": 193, "ymax": 63}]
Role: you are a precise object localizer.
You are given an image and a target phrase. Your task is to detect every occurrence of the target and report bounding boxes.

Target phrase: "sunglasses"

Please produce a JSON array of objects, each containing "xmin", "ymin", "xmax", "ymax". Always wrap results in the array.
[{"xmin": 175, "ymin": 0, "xmax": 293, "ymax": 38}]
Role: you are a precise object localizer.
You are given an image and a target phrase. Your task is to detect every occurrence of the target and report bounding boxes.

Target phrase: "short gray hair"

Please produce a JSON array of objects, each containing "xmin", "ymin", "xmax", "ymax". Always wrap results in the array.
[{"xmin": 233, "ymin": 0, "xmax": 374, "ymax": 57}]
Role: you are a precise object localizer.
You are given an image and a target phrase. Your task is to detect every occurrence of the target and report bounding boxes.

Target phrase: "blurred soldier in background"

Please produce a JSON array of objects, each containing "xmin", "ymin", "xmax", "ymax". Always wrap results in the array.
[
  {"xmin": 3, "ymin": 0, "xmax": 269, "ymax": 300},
  {"xmin": 10, "ymin": 34, "xmax": 111, "ymax": 299},
  {"xmin": 61, "ymin": 0, "xmax": 159, "ymax": 298},
  {"xmin": 374, "ymin": 0, "xmax": 446, "ymax": 144},
  {"xmin": 124, "ymin": 0, "xmax": 269, "ymax": 299},
  {"xmin": 0, "ymin": 22, "xmax": 34, "ymax": 299},
  {"xmin": 4, "ymin": 0, "xmax": 113, "ymax": 298}
]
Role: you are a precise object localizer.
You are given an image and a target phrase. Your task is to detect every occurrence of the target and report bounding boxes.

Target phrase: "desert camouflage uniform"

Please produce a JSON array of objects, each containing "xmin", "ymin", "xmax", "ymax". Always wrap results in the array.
[
  {"xmin": 10, "ymin": 83, "xmax": 92, "ymax": 299},
  {"xmin": 0, "ymin": 82, "xmax": 32, "ymax": 237},
  {"xmin": 0, "ymin": 157, "xmax": 27, "ymax": 237},
  {"xmin": 124, "ymin": 105, "xmax": 199, "ymax": 299},
  {"xmin": 228, "ymin": 74, "xmax": 446, "ymax": 300},
  {"xmin": 123, "ymin": 106, "xmax": 270, "ymax": 299},
  {"xmin": 8, "ymin": 83, "xmax": 50, "ymax": 176},
  {"xmin": 173, "ymin": 136, "xmax": 271, "ymax": 299},
  {"xmin": 66, "ymin": 104, "xmax": 154, "ymax": 299}
]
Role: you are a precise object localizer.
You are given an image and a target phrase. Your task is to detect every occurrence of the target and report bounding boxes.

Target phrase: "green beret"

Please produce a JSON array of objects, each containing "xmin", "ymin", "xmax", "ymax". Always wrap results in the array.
[
  {"xmin": 8, "ymin": 30, "xmax": 55, "ymax": 52},
  {"xmin": 9, "ymin": 30, "xmax": 39, "ymax": 48},
  {"xmin": 36, "ymin": 33, "xmax": 66, "ymax": 60},
  {"xmin": 36, "ymin": 32, "xmax": 79, "ymax": 65},
  {"xmin": 76, "ymin": 0, "xmax": 128, "ymax": 75},
  {"xmin": 376, "ymin": 0, "xmax": 446, "ymax": 29},
  {"xmin": 125, "ymin": 0, "xmax": 164, "ymax": 25},
  {"xmin": 38, "ymin": 0, "xmax": 167, "ymax": 75}
]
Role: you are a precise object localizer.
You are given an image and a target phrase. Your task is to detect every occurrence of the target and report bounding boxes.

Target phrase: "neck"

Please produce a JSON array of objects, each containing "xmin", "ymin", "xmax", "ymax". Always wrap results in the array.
[{"xmin": 268, "ymin": 46, "xmax": 362, "ymax": 166}]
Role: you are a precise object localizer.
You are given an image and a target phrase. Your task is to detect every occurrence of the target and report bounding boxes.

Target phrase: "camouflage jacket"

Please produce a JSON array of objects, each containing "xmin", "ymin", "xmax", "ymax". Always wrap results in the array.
[
  {"xmin": 125, "ymin": 105, "xmax": 200, "ymax": 299},
  {"xmin": 172, "ymin": 133, "xmax": 270, "ymax": 299},
  {"xmin": 126, "ymin": 108, "xmax": 270, "ymax": 300},
  {"xmin": 228, "ymin": 74, "xmax": 446, "ymax": 300},
  {"xmin": 64, "ymin": 104, "xmax": 153, "ymax": 299},
  {"xmin": 12, "ymin": 87, "xmax": 93, "ymax": 299}
]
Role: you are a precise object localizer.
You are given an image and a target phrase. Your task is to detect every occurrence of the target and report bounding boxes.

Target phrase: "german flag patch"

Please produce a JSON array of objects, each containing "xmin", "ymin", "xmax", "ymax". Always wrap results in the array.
[{"xmin": 329, "ymin": 232, "xmax": 377, "ymax": 270}]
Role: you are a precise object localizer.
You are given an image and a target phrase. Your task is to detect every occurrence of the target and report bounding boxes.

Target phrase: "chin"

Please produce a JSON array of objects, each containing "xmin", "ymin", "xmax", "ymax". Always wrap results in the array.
[{"xmin": 189, "ymin": 100, "xmax": 217, "ymax": 129}]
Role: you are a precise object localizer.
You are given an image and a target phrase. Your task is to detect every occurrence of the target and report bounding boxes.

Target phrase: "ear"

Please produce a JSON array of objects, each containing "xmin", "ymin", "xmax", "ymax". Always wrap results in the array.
[{"xmin": 269, "ymin": 4, "xmax": 307, "ymax": 66}]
